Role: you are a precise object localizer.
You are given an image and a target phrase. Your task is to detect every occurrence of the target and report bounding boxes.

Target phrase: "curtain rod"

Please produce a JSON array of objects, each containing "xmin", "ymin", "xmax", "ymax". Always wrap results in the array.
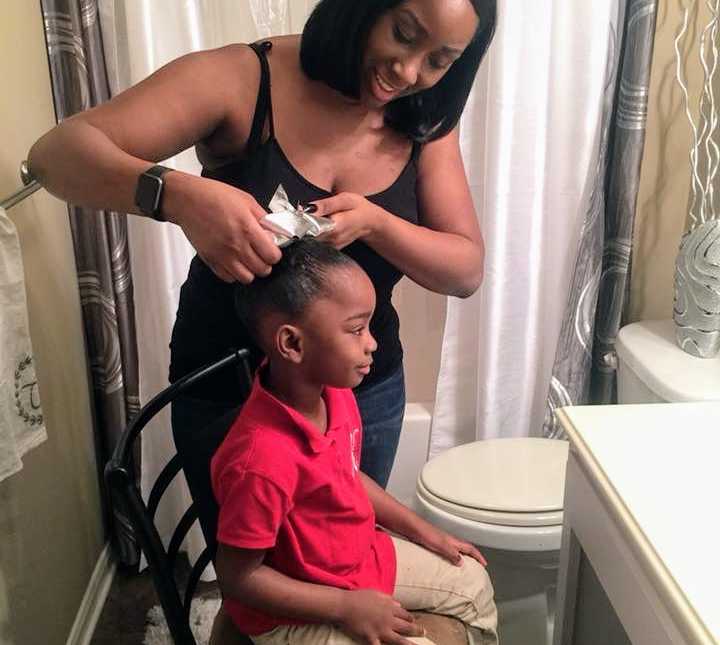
[{"xmin": 0, "ymin": 162, "xmax": 41, "ymax": 211}]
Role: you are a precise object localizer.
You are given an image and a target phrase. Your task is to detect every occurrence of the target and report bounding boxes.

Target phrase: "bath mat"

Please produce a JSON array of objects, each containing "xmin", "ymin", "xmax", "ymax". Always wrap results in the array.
[{"xmin": 143, "ymin": 596, "xmax": 221, "ymax": 645}]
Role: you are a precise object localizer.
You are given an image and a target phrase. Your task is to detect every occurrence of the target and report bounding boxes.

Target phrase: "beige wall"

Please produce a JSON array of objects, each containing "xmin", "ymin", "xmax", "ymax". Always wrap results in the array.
[
  {"xmin": 0, "ymin": 4, "xmax": 103, "ymax": 645},
  {"xmin": 630, "ymin": 1, "xmax": 713, "ymax": 321},
  {"xmin": 393, "ymin": 281, "xmax": 446, "ymax": 403}
]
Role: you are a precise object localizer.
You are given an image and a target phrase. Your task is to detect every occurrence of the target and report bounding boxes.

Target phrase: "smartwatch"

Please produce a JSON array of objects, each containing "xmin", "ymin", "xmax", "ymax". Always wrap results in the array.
[{"xmin": 134, "ymin": 165, "xmax": 173, "ymax": 221}]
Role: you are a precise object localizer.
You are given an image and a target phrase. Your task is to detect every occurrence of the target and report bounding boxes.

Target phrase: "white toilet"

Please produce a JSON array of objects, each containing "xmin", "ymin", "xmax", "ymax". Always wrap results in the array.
[{"xmin": 414, "ymin": 319, "xmax": 720, "ymax": 644}]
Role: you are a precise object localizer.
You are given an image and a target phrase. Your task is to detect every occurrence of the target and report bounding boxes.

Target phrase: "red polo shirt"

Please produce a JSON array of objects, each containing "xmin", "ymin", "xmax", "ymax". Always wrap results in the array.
[{"xmin": 210, "ymin": 373, "xmax": 397, "ymax": 635}]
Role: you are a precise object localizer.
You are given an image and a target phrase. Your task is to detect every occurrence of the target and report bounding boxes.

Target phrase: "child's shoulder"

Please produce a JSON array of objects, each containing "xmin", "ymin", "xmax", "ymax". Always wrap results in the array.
[
  {"xmin": 325, "ymin": 386, "xmax": 362, "ymax": 425},
  {"xmin": 222, "ymin": 410, "xmax": 301, "ymax": 459},
  {"xmin": 212, "ymin": 414, "xmax": 301, "ymax": 492}
]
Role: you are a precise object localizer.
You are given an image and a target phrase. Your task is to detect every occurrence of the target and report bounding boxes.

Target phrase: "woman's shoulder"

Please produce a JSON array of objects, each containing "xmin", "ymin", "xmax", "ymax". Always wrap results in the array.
[
  {"xmin": 182, "ymin": 39, "xmax": 304, "ymax": 104},
  {"xmin": 192, "ymin": 42, "xmax": 263, "ymax": 90},
  {"xmin": 189, "ymin": 43, "xmax": 271, "ymax": 160},
  {"xmin": 260, "ymin": 35, "xmax": 305, "ymax": 84}
]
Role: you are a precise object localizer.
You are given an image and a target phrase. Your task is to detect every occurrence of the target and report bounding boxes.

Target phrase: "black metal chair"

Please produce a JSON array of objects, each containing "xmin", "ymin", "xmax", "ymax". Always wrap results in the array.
[{"xmin": 105, "ymin": 349, "xmax": 254, "ymax": 645}]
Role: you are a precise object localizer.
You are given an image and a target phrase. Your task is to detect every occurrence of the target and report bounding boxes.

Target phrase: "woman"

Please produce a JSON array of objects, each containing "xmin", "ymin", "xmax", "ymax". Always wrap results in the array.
[{"xmin": 29, "ymin": 0, "xmax": 496, "ymax": 488}]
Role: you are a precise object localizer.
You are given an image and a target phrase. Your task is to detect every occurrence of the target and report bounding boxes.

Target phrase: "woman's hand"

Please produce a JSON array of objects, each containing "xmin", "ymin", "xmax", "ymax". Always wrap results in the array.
[
  {"xmin": 416, "ymin": 523, "xmax": 487, "ymax": 567},
  {"xmin": 166, "ymin": 173, "xmax": 282, "ymax": 283},
  {"xmin": 338, "ymin": 589, "xmax": 423, "ymax": 645},
  {"xmin": 310, "ymin": 192, "xmax": 383, "ymax": 249}
]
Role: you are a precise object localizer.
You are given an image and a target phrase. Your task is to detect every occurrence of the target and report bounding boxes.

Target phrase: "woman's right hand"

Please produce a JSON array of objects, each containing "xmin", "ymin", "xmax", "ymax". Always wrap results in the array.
[
  {"xmin": 338, "ymin": 589, "xmax": 424, "ymax": 645},
  {"xmin": 165, "ymin": 172, "xmax": 282, "ymax": 283}
]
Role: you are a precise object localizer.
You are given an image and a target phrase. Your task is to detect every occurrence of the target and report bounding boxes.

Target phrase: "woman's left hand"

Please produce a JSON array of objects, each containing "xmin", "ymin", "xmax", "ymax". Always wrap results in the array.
[
  {"xmin": 310, "ymin": 192, "xmax": 382, "ymax": 249},
  {"xmin": 418, "ymin": 523, "xmax": 487, "ymax": 567}
]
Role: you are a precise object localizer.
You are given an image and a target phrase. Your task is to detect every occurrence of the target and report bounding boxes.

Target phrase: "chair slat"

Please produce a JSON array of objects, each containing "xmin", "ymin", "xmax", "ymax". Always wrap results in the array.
[
  {"xmin": 148, "ymin": 454, "xmax": 183, "ymax": 520},
  {"xmin": 167, "ymin": 505, "xmax": 199, "ymax": 570},
  {"xmin": 184, "ymin": 548, "xmax": 214, "ymax": 617}
]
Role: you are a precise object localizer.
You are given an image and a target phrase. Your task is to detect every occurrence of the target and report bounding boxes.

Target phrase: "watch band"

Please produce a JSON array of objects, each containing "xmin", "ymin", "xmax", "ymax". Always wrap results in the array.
[{"xmin": 134, "ymin": 164, "xmax": 173, "ymax": 221}]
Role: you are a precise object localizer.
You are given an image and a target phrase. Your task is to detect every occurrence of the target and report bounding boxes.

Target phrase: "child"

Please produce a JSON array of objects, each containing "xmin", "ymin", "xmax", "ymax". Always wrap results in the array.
[{"xmin": 210, "ymin": 239, "xmax": 497, "ymax": 645}]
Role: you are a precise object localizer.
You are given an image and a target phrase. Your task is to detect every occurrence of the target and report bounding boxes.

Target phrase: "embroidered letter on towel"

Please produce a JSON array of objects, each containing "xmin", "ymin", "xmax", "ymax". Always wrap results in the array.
[{"xmin": 0, "ymin": 206, "xmax": 46, "ymax": 482}]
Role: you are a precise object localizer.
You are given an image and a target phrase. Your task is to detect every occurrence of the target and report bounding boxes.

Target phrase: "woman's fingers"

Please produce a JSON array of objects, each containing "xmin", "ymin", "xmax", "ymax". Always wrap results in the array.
[
  {"xmin": 234, "ymin": 243, "xmax": 273, "ymax": 278},
  {"xmin": 248, "ymin": 223, "xmax": 282, "ymax": 265},
  {"xmin": 207, "ymin": 263, "xmax": 236, "ymax": 283},
  {"xmin": 248, "ymin": 199, "xmax": 269, "ymax": 221},
  {"xmin": 310, "ymin": 192, "xmax": 359, "ymax": 216},
  {"xmin": 316, "ymin": 212, "xmax": 353, "ymax": 249},
  {"xmin": 225, "ymin": 216, "xmax": 280, "ymax": 281}
]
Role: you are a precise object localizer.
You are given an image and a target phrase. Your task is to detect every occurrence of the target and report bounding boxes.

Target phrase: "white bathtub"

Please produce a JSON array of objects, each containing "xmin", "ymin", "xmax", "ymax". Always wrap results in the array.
[{"xmin": 386, "ymin": 402, "xmax": 433, "ymax": 507}]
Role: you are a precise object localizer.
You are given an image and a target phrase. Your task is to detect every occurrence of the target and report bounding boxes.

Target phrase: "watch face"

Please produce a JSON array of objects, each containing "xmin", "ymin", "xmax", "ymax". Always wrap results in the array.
[{"xmin": 136, "ymin": 173, "xmax": 163, "ymax": 214}]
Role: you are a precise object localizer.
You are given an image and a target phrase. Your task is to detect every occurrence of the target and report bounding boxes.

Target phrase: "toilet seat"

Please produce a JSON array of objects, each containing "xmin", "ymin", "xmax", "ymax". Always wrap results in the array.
[
  {"xmin": 416, "ymin": 438, "xmax": 569, "ymax": 550},
  {"xmin": 415, "ymin": 490, "xmax": 563, "ymax": 551},
  {"xmin": 417, "ymin": 478, "xmax": 563, "ymax": 527}
]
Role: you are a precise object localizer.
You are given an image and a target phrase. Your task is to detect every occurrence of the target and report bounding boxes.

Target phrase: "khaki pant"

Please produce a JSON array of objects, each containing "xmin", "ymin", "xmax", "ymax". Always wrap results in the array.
[{"xmin": 211, "ymin": 536, "xmax": 498, "ymax": 645}]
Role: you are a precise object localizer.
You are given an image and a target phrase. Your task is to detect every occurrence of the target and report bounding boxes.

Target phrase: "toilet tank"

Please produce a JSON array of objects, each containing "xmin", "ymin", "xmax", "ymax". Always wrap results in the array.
[{"xmin": 616, "ymin": 320, "xmax": 720, "ymax": 404}]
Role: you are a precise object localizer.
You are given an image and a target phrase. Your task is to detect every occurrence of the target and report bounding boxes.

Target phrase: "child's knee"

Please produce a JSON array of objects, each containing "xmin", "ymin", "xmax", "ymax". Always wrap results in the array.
[{"xmin": 460, "ymin": 556, "xmax": 496, "ymax": 615}]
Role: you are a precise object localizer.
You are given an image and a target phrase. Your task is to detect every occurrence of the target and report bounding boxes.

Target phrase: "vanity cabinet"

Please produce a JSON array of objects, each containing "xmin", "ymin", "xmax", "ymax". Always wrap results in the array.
[{"xmin": 553, "ymin": 403, "xmax": 719, "ymax": 645}]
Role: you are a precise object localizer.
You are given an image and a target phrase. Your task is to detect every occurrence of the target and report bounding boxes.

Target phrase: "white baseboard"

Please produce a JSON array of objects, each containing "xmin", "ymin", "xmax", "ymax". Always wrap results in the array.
[{"xmin": 66, "ymin": 543, "xmax": 116, "ymax": 645}]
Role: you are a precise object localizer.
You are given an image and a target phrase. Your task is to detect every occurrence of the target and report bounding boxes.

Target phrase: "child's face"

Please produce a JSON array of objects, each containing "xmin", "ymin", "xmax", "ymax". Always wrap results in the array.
[{"xmin": 300, "ymin": 266, "xmax": 378, "ymax": 389}]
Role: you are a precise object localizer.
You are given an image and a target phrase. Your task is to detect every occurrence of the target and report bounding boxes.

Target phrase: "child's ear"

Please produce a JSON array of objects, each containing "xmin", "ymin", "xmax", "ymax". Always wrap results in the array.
[{"xmin": 276, "ymin": 324, "xmax": 304, "ymax": 363}]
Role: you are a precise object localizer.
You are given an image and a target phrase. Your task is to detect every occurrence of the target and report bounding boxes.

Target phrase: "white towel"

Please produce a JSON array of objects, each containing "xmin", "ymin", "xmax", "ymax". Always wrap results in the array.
[{"xmin": 0, "ymin": 206, "xmax": 46, "ymax": 482}]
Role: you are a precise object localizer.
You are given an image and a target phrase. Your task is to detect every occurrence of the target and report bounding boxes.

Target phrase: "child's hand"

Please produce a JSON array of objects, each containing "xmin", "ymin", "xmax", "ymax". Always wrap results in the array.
[
  {"xmin": 339, "ymin": 588, "xmax": 424, "ymax": 645},
  {"xmin": 419, "ymin": 524, "xmax": 487, "ymax": 567}
]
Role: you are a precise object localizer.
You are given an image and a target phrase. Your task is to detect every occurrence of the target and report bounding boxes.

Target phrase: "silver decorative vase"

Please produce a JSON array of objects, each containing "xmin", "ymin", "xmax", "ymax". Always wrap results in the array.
[{"xmin": 673, "ymin": 219, "xmax": 720, "ymax": 358}]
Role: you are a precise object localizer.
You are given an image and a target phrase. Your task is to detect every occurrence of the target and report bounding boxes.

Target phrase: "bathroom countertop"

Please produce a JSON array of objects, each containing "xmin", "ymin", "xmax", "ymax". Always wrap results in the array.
[{"xmin": 557, "ymin": 402, "xmax": 720, "ymax": 643}]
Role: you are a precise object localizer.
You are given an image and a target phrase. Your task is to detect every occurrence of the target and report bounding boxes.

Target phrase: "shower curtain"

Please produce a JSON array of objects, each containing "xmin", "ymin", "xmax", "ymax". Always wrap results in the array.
[
  {"xmin": 545, "ymin": 0, "xmax": 657, "ymax": 437},
  {"xmin": 431, "ymin": 0, "xmax": 657, "ymax": 452},
  {"xmin": 40, "ymin": 0, "xmax": 141, "ymax": 566}
]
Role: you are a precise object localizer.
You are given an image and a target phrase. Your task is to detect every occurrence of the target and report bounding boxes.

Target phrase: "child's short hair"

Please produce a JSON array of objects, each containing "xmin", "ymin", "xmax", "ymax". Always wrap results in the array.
[{"xmin": 234, "ymin": 239, "xmax": 359, "ymax": 341}]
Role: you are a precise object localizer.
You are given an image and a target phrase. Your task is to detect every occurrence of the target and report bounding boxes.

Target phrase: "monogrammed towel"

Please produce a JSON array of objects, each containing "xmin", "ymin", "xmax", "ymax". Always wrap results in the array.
[{"xmin": 0, "ymin": 206, "xmax": 46, "ymax": 482}]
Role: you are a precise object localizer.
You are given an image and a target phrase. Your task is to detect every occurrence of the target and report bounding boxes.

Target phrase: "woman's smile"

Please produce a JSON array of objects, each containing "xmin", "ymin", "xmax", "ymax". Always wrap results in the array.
[{"xmin": 370, "ymin": 67, "xmax": 405, "ymax": 103}]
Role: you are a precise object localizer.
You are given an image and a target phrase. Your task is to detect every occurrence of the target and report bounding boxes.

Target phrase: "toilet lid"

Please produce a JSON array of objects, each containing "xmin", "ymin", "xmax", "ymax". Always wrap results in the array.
[{"xmin": 419, "ymin": 438, "xmax": 569, "ymax": 519}]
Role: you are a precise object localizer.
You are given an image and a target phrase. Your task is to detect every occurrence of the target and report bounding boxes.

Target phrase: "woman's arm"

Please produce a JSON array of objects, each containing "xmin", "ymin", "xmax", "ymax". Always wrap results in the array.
[
  {"xmin": 28, "ymin": 45, "xmax": 280, "ymax": 282},
  {"xmin": 312, "ymin": 128, "xmax": 483, "ymax": 298},
  {"xmin": 360, "ymin": 472, "xmax": 486, "ymax": 566},
  {"xmin": 215, "ymin": 543, "xmax": 422, "ymax": 643},
  {"xmin": 30, "ymin": 45, "xmax": 247, "ymax": 213}
]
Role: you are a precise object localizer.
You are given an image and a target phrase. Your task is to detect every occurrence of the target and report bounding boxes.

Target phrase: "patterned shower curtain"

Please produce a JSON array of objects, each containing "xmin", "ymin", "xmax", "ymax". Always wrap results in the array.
[
  {"xmin": 544, "ymin": 0, "xmax": 658, "ymax": 437},
  {"xmin": 39, "ymin": 0, "xmax": 141, "ymax": 565}
]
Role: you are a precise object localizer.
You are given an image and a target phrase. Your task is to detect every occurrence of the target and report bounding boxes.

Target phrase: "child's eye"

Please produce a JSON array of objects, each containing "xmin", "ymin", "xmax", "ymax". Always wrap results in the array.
[
  {"xmin": 351, "ymin": 327, "xmax": 364, "ymax": 336},
  {"xmin": 393, "ymin": 24, "xmax": 413, "ymax": 45}
]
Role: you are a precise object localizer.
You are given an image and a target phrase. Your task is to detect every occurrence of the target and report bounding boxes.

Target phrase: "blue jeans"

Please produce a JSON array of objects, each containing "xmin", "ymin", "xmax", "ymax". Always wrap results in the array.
[{"xmin": 354, "ymin": 365, "xmax": 406, "ymax": 489}]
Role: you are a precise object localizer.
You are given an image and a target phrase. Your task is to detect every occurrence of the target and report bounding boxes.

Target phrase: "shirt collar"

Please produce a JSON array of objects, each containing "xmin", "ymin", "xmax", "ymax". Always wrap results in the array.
[{"xmin": 243, "ymin": 370, "xmax": 346, "ymax": 454}]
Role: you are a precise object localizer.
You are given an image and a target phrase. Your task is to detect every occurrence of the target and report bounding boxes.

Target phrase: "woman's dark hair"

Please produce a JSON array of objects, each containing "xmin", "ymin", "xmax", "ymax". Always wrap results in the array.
[
  {"xmin": 235, "ymin": 238, "xmax": 359, "ymax": 341},
  {"xmin": 300, "ymin": 0, "xmax": 496, "ymax": 142}
]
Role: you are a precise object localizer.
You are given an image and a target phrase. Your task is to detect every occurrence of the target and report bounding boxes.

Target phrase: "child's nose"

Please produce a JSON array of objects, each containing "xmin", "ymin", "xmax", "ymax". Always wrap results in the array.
[{"xmin": 366, "ymin": 333, "xmax": 378, "ymax": 354}]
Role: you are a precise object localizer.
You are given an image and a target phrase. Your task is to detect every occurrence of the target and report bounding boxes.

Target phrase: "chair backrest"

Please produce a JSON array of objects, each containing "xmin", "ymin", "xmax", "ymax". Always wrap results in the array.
[{"xmin": 105, "ymin": 350, "xmax": 254, "ymax": 645}]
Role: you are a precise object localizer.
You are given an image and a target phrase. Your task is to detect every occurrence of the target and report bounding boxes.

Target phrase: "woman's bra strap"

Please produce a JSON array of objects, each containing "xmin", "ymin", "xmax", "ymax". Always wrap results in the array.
[{"xmin": 246, "ymin": 40, "xmax": 276, "ymax": 155}]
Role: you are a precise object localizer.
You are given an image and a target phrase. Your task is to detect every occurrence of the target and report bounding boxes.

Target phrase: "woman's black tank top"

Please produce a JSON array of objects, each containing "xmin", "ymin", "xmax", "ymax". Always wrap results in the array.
[{"xmin": 169, "ymin": 41, "xmax": 420, "ymax": 403}]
